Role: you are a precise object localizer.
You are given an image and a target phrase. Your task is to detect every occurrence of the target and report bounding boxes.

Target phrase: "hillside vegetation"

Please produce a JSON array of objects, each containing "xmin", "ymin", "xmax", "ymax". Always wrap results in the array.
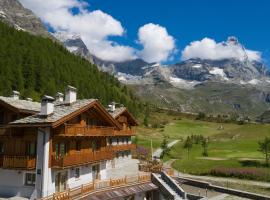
[{"xmin": 0, "ymin": 21, "xmax": 142, "ymax": 115}]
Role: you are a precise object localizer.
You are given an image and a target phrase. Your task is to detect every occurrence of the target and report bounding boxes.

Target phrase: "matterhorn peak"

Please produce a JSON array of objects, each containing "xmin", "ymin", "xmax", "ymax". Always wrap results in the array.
[{"xmin": 226, "ymin": 36, "xmax": 239, "ymax": 45}]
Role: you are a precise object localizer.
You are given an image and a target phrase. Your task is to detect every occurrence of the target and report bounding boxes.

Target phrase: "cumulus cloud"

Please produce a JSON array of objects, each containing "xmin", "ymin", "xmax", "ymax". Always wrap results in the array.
[
  {"xmin": 138, "ymin": 23, "xmax": 176, "ymax": 63},
  {"xmin": 182, "ymin": 37, "xmax": 261, "ymax": 62},
  {"xmin": 19, "ymin": 0, "xmax": 136, "ymax": 62}
]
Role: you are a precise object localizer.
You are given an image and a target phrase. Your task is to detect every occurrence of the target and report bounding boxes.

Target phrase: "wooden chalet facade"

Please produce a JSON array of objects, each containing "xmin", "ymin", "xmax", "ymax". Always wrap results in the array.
[{"xmin": 0, "ymin": 87, "xmax": 139, "ymax": 199}]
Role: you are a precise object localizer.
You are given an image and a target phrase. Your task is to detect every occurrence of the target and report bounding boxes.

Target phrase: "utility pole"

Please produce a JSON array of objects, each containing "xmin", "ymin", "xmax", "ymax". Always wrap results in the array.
[{"xmin": 151, "ymin": 139, "xmax": 153, "ymax": 160}]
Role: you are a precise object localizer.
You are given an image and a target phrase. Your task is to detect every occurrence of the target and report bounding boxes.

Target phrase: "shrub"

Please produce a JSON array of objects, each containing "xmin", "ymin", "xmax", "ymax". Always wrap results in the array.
[{"xmin": 210, "ymin": 167, "xmax": 270, "ymax": 182}]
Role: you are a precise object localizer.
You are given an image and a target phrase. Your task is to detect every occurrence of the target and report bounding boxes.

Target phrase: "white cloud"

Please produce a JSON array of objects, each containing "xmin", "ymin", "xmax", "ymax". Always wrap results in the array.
[
  {"xmin": 182, "ymin": 37, "xmax": 261, "ymax": 62},
  {"xmin": 19, "ymin": 0, "xmax": 136, "ymax": 62},
  {"xmin": 138, "ymin": 23, "xmax": 176, "ymax": 63}
]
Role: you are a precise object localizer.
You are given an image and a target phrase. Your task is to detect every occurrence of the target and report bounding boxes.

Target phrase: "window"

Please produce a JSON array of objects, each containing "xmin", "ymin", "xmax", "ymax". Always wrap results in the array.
[
  {"xmin": 0, "ymin": 142, "xmax": 4, "ymax": 154},
  {"xmin": 26, "ymin": 142, "xmax": 36, "ymax": 156},
  {"xmin": 56, "ymin": 142, "xmax": 67, "ymax": 159},
  {"xmin": 75, "ymin": 141, "xmax": 81, "ymax": 151},
  {"xmin": 75, "ymin": 168, "xmax": 80, "ymax": 179},
  {"xmin": 0, "ymin": 111, "xmax": 4, "ymax": 124},
  {"xmin": 25, "ymin": 173, "xmax": 36, "ymax": 186}
]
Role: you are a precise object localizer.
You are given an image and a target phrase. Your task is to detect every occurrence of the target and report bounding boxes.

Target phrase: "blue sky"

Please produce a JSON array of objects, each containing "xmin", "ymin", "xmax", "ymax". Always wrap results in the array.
[
  {"xmin": 20, "ymin": 0, "xmax": 270, "ymax": 64},
  {"xmin": 88, "ymin": 0, "xmax": 270, "ymax": 63}
]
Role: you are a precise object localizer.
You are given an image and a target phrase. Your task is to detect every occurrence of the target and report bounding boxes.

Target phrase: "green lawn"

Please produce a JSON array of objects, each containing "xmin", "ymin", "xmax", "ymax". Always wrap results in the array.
[{"xmin": 136, "ymin": 115, "xmax": 270, "ymax": 181}]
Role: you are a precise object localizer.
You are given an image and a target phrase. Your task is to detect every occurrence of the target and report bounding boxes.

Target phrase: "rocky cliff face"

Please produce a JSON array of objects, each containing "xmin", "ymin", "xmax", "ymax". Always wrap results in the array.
[{"xmin": 0, "ymin": 0, "xmax": 50, "ymax": 37}]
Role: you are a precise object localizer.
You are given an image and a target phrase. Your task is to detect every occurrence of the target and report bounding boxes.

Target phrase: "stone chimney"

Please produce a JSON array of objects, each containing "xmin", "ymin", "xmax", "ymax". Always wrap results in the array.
[
  {"xmin": 40, "ymin": 95, "xmax": 54, "ymax": 116},
  {"xmin": 55, "ymin": 92, "xmax": 64, "ymax": 102},
  {"xmin": 65, "ymin": 85, "xmax": 77, "ymax": 104},
  {"xmin": 12, "ymin": 91, "xmax": 20, "ymax": 100}
]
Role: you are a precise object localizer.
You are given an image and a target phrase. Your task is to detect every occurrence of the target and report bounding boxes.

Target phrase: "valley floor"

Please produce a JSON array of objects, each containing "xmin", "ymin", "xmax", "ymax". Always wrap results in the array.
[{"xmin": 135, "ymin": 111, "xmax": 270, "ymax": 195}]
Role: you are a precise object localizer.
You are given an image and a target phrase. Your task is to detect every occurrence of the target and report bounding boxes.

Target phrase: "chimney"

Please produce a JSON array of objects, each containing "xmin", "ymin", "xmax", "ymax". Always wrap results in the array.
[
  {"xmin": 26, "ymin": 97, "xmax": 33, "ymax": 101},
  {"xmin": 109, "ymin": 101, "xmax": 116, "ymax": 112},
  {"xmin": 55, "ymin": 92, "xmax": 64, "ymax": 102},
  {"xmin": 12, "ymin": 91, "xmax": 20, "ymax": 100},
  {"xmin": 65, "ymin": 85, "xmax": 77, "ymax": 104},
  {"xmin": 40, "ymin": 95, "xmax": 54, "ymax": 116}
]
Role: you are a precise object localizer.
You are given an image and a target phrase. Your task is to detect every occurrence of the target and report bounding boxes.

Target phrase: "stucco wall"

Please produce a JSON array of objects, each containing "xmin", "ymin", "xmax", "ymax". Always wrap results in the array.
[{"xmin": 0, "ymin": 169, "xmax": 35, "ymax": 198}]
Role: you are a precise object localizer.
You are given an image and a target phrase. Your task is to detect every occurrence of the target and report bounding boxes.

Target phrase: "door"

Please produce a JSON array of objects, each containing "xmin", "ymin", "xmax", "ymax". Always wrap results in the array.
[
  {"xmin": 55, "ymin": 142, "xmax": 67, "ymax": 159},
  {"xmin": 55, "ymin": 171, "xmax": 68, "ymax": 192},
  {"xmin": 92, "ymin": 164, "xmax": 100, "ymax": 180}
]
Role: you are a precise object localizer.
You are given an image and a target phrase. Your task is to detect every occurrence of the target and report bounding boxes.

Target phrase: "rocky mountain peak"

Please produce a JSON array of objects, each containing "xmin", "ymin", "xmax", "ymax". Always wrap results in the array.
[{"xmin": 0, "ymin": 0, "xmax": 50, "ymax": 38}]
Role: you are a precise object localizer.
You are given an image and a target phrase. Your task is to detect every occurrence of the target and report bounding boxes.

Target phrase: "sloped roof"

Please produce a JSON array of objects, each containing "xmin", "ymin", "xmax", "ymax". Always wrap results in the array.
[
  {"xmin": 109, "ymin": 107, "xmax": 138, "ymax": 126},
  {"xmin": 87, "ymin": 183, "xmax": 157, "ymax": 200},
  {"xmin": 10, "ymin": 99, "xmax": 121, "ymax": 129},
  {"xmin": 0, "ymin": 96, "xmax": 40, "ymax": 113},
  {"xmin": 109, "ymin": 107, "xmax": 127, "ymax": 118}
]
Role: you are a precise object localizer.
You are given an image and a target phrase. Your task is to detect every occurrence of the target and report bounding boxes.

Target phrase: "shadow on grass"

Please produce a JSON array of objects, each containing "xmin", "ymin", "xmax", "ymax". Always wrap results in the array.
[{"xmin": 239, "ymin": 160, "xmax": 269, "ymax": 168}]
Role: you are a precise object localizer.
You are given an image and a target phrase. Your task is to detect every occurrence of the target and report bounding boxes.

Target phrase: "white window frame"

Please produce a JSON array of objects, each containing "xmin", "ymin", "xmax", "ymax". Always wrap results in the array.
[
  {"xmin": 24, "ymin": 172, "xmax": 36, "ymax": 186},
  {"xmin": 74, "ymin": 167, "xmax": 80, "ymax": 179}
]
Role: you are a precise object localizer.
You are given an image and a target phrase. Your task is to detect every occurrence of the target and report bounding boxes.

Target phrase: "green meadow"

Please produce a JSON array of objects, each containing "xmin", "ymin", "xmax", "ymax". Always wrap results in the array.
[{"xmin": 136, "ymin": 112, "xmax": 270, "ymax": 182}]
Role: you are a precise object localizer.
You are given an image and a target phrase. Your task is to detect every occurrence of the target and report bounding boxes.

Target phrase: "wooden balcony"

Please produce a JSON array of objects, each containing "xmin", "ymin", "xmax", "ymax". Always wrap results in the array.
[
  {"xmin": 113, "ymin": 129, "xmax": 135, "ymax": 136},
  {"xmin": 112, "ymin": 144, "xmax": 136, "ymax": 152},
  {"xmin": 51, "ymin": 148, "xmax": 114, "ymax": 168},
  {"xmin": 57, "ymin": 125, "xmax": 115, "ymax": 137},
  {"xmin": 55, "ymin": 125, "xmax": 135, "ymax": 137},
  {"xmin": 2, "ymin": 155, "xmax": 36, "ymax": 169}
]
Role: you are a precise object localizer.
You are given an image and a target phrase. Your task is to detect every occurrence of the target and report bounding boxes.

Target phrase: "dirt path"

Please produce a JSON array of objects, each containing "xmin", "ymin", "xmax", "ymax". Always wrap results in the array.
[{"xmin": 153, "ymin": 140, "xmax": 179, "ymax": 158}]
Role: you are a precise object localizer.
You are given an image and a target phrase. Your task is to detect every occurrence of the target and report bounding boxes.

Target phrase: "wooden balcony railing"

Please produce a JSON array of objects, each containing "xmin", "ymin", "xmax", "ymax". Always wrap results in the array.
[
  {"xmin": 40, "ymin": 174, "xmax": 151, "ymax": 200},
  {"xmin": 55, "ymin": 125, "xmax": 135, "ymax": 137},
  {"xmin": 51, "ymin": 148, "xmax": 114, "ymax": 168},
  {"xmin": 63, "ymin": 125, "xmax": 115, "ymax": 137},
  {"xmin": 112, "ymin": 144, "xmax": 136, "ymax": 152},
  {"xmin": 113, "ymin": 129, "xmax": 135, "ymax": 136},
  {"xmin": 2, "ymin": 155, "xmax": 36, "ymax": 169}
]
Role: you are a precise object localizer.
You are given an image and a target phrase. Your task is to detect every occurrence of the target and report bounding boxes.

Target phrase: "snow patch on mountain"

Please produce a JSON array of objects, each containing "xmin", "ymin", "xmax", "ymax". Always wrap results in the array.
[
  {"xmin": 192, "ymin": 64, "xmax": 202, "ymax": 69},
  {"xmin": 248, "ymin": 79, "xmax": 261, "ymax": 85},
  {"xmin": 115, "ymin": 72, "xmax": 142, "ymax": 84},
  {"xmin": 0, "ymin": 10, "xmax": 6, "ymax": 18},
  {"xmin": 209, "ymin": 67, "xmax": 228, "ymax": 80},
  {"xmin": 169, "ymin": 76, "xmax": 201, "ymax": 89},
  {"xmin": 67, "ymin": 46, "xmax": 79, "ymax": 53},
  {"xmin": 53, "ymin": 31, "xmax": 81, "ymax": 42}
]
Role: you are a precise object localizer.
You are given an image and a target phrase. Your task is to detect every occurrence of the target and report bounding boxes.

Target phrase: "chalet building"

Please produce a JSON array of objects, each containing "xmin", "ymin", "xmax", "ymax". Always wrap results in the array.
[{"xmin": 0, "ymin": 86, "xmax": 140, "ymax": 199}]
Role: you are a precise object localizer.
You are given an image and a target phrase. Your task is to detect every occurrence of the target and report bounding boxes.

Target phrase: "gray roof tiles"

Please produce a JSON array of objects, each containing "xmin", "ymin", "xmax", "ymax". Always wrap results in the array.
[
  {"xmin": 0, "ymin": 96, "xmax": 41, "ymax": 113},
  {"xmin": 10, "ymin": 99, "xmax": 96, "ymax": 125},
  {"xmin": 109, "ymin": 107, "xmax": 127, "ymax": 118}
]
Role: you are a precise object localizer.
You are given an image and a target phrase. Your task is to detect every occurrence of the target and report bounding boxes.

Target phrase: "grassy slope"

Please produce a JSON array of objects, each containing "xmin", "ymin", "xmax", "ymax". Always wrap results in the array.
[{"xmin": 136, "ymin": 111, "xmax": 270, "ymax": 180}]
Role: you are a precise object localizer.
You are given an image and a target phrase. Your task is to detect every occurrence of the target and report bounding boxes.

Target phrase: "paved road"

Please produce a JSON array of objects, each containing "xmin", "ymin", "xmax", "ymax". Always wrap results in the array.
[{"xmin": 153, "ymin": 140, "xmax": 179, "ymax": 158}]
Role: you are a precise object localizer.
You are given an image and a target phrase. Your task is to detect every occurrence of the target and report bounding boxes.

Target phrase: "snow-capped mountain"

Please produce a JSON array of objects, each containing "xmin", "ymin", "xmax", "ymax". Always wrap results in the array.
[
  {"xmin": 53, "ymin": 33, "xmax": 269, "ymax": 89},
  {"xmin": 51, "ymin": 32, "xmax": 270, "ymax": 118},
  {"xmin": 53, "ymin": 32, "xmax": 94, "ymax": 64}
]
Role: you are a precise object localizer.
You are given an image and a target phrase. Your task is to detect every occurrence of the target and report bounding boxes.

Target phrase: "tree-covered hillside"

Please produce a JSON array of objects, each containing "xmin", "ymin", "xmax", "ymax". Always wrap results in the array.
[{"xmin": 0, "ymin": 21, "xmax": 142, "ymax": 115}]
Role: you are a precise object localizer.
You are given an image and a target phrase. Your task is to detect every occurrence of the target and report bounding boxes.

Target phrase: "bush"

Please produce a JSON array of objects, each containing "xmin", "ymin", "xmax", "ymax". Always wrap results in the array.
[{"xmin": 210, "ymin": 167, "xmax": 270, "ymax": 182}]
